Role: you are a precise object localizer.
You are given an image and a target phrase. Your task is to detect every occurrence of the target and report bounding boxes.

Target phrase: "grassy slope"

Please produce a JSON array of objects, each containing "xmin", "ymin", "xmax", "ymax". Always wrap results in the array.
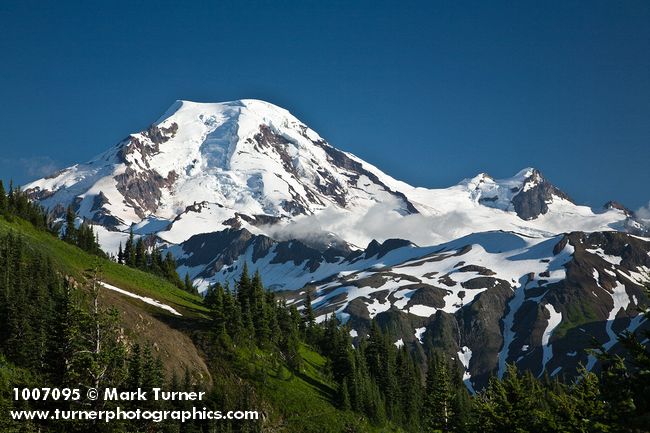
[
  {"xmin": 0, "ymin": 216, "xmax": 207, "ymax": 317},
  {"xmin": 0, "ymin": 216, "xmax": 395, "ymax": 432},
  {"xmin": 231, "ymin": 344, "xmax": 394, "ymax": 433}
]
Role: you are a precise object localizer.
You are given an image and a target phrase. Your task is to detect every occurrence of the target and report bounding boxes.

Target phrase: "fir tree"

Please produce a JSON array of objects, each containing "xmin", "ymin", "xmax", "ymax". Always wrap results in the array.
[
  {"xmin": 236, "ymin": 262, "xmax": 252, "ymax": 305},
  {"xmin": 135, "ymin": 238, "xmax": 146, "ymax": 269},
  {"xmin": 127, "ymin": 343, "xmax": 143, "ymax": 390},
  {"xmin": 63, "ymin": 205, "xmax": 77, "ymax": 244},
  {"xmin": 303, "ymin": 291, "xmax": 316, "ymax": 330},
  {"xmin": 149, "ymin": 245, "xmax": 163, "ymax": 274},
  {"xmin": 251, "ymin": 270, "xmax": 271, "ymax": 344},
  {"xmin": 162, "ymin": 251, "xmax": 183, "ymax": 288},
  {"xmin": 124, "ymin": 227, "xmax": 136, "ymax": 267},
  {"xmin": 117, "ymin": 242, "xmax": 124, "ymax": 265},
  {"xmin": 50, "ymin": 279, "xmax": 81, "ymax": 385},
  {"xmin": 7, "ymin": 180, "xmax": 14, "ymax": 209},
  {"xmin": 0, "ymin": 180, "xmax": 6, "ymax": 212},
  {"xmin": 141, "ymin": 345, "xmax": 164, "ymax": 391},
  {"xmin": 423, "ymin": 352, "xmax": 453, "ymax": 432},
  {"xmin": 184, "ymin": 272, "xmax": 194, "ymax": 294}
]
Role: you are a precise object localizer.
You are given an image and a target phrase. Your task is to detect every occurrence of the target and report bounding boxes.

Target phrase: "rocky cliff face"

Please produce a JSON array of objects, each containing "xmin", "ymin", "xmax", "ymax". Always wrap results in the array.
[
  {"xmin": 510, "ymin": 169, "xmax": 573, "ymax": 220},
  {"xmin": 281, "ymin": 230, "xmax": 649, "ymax": 390}
]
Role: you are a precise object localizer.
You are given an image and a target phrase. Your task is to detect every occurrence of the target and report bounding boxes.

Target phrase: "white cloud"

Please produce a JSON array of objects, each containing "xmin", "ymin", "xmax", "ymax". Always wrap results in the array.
[
  {"xmin": 635, "ymin": 201, "xmax": 650, "ymax": 229},
  {"xmin": 261, "ymin": 197, "xmax": 473, "ymax": 248}
]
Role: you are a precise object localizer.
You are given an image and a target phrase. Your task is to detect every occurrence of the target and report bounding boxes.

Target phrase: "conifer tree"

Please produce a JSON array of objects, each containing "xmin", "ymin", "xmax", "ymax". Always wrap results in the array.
[
  {"xmin": 183, "ymin": 366, "xmax": 193, "ymax": 391},
  {"xmin": 184, "ymin": 272, "xmax": 194, "ymax": 293},
  {"xmin": 50, "ymin": 279, "xmax": 81, "ymax": 386},
  {"xmin": 241, "ymin": 298, "xmax": 255, "ymax": 339},
  {"xmin": 117, "ymin": 242, "xmax": 124, "ymax": 265},
  {"xmin": 7, "ymin": 180, "xmax": 14, "ymax": 209},
  {"xmin": 303, "ymin": 291, "xmax": 316, "ymax": 331},
  {"xmin": 396, "ymin": 346, "xmax": 422, "ymax": 429},
  {"xmin": 223, "ymin": 285, "xmax": 243, "ymax": 341},
  {"xmin": 141, "ymin": 345, "xmax": 164, "ymax": 391},
  {"xmin": 251, "ymin": 271, "xmax": 271, "ymax": 344},
  {"xmin": 124, "ymin": 227, "xmax": 136, "ymax": 267},
  {"xmin": 128, "ymin": 343, "xmax": 143, "ymax": 390},
  {"xmin": 135, "ymin": 238, "xmax": 146, "ymax": 269},
  {"xmin": 266, "ymin": 291, "xmax": 281, "ymax": 343},
  {"xmin": 63, "ymin": 205, "xmax": 77, "ymax": 244},
  {"xmin": 551, "ymin": 365, "xmax": 607, "ymax": 432},
  {"xmin": 236, "ymin": 262, "xmax": 252, "ymax": 305},
  {"xmin": 599, "ymin": 356, "xmax": 636, "ymax": 427},
  {"xmin": 0, "ymin": 180, "xmax": 6, "ymax": 212},
  {"xmin": 205, "ymin": 283, "xmax": 225, "ymax": 330},
  {"xmin": 423, "ymin": 352, "xmax": 453, "ymax": 432},
  {"xmin": 150, "ymin": 245, "xmax": 162, "ymax": 274},
  {"xmin": 162, "ymin": 251, "xmax": 183, "ymax": 288},
  {"xmin": 449, "ymin": 361, "xmax": 472, "ymax": 432}
]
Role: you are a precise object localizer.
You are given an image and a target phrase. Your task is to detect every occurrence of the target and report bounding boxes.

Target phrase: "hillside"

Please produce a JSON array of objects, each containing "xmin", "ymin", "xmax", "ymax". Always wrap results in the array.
[
  {"xmin": 0, "ymin": 215, "xmax": 206, "ymax": 317},
  {"xmin": 0, "ymin": 210, "xmax": 391, "ymax": 432}
]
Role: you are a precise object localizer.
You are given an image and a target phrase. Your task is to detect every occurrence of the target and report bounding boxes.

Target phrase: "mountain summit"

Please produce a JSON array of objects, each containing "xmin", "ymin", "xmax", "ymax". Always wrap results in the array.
[{"xmin": 26, "ymin": 99, "xmax": 419, "ymax": 243}]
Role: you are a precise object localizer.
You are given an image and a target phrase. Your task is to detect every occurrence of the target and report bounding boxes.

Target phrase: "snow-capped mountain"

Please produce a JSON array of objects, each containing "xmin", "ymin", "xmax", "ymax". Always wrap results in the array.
[
  {"xmin": 25, "ymin": 99, "xmax": 628, "ymax": 250},
  {"xmin": 24, "ymin": 99, "xmax": 649, "ymax": 390},
  {"xmin": 26, "ymin": 99, "xmax": 420, "ymax": 247}
]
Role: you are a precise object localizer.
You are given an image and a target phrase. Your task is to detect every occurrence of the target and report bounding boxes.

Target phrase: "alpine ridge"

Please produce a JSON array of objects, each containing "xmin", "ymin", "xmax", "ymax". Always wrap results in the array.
[{"xmin": 24, "ymin": 99, "xmax": 650, "ymax": 391}]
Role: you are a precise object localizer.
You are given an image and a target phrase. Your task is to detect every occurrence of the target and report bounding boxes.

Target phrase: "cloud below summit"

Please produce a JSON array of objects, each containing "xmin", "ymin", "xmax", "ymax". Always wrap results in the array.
[
  {"xmin": 261, "ymin": 197, "xmax": 470, "ymax": 248},
  {"xmin": 635, "ymin": 201, "xmax": 650, "ymax": 229}
]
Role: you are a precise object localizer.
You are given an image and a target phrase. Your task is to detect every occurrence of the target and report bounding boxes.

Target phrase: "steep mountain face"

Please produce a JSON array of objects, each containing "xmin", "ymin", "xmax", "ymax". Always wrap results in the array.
[
  {"xmin": 281, "ymin": 230, "xmax": 650, "ymax": 390},
  {"xmin": 24, "ymin": 99, "xmax": 648, "ymax": 390}
]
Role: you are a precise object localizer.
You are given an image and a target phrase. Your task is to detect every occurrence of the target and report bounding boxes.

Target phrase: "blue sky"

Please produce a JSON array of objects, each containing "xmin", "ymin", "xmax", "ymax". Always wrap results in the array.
[{"xmin": 0, "ymin": 0, "xmax": 648, "ymax": 208}]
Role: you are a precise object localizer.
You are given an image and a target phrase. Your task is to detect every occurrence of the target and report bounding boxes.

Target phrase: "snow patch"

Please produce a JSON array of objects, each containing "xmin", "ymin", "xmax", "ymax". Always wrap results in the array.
[
  {"xmin": 414, "ymin": 327, "xmax": 426, "ymax": 344},
  {"xmin": 457, "ymin": 346, "xmax": 475, "ymax": 394},
  {"xmin": 541, "ymin": 304, "xmax": 562, "ymax": 373},
  {"xmin": 99, "ymin": 282, "xmax": 182, "ymax": 316},
  {"xmin": 585, "ymin": 248, "xmax": 622, "ymax": 265},
  {"xmin": 586, "ymin": 281, "xmax": 630, "ymax": 370}
]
